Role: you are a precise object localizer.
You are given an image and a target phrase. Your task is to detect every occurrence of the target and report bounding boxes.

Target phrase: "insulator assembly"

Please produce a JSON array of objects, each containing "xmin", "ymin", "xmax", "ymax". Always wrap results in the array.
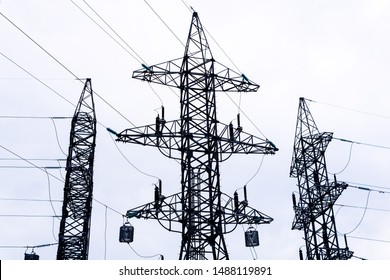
[
  {"xmin": 245, "ymin": 226, "xmax": 259, "ymax": 247},
  {"xmin": 119, "ymin": 222, "xmax": 134, "ymax": 243}
]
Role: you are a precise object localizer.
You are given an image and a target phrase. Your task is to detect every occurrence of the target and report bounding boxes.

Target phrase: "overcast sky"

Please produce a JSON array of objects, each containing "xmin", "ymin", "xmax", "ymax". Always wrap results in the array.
[{"xmin": 0, "ymin": 0, "xmax": 390, "ymax": 260}]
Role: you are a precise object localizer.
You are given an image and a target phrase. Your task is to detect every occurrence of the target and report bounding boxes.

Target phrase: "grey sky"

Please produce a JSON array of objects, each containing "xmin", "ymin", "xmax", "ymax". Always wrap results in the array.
[{"xmin": 0, "ymin": 0, "xmax": 389, "ymax": 260}]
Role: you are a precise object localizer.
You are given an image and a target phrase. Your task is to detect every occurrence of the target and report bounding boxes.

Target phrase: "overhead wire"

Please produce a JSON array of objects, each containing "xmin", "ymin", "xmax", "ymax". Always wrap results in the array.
[
  {"xmin": 0, "ymin": 51, "xmax": 76, "ymax": 108},
  {"xmin": 143, "ymin": 0, "xmax": 185, "ymax": 48},
  {"xmin": 334, "ymin": 203, "xmax": 390, "ymax": 213},
  {"xmin": 329, "ymin": 142, "xmax": 354, "ymax": 175},
  {"xmin": 1, "ymin": 49, "xmax": 160, "ymax": 179},
  {"xmin": 0, "ymin": 144, "xmax": 65, "ymax": 183},
  {"xmin": 128, "ymin": 243, "xmax": 163, "ymax": 260},
  {"xmin": 104, "ymin": 205, "xmax": 108, "ymax": 260},
  {"xmin": 108, "ymin": 132, "xmax": 160, "ymax": 181},
  {"xmin": 2, "ymin": 30, "xmax": 162, "ymax": 180},
  {"xmin": 44, "ymin": 168, "xmax": 61, "ymax": 221},
  {"xmin": 348, "ymin": 184, "xmax": 390, "ymax": 195},
  {"xmin": 305, "ymin": 97, "xmax": 390, "ymax": 120},
  {"xmin": 223, "ymin": 92, "xmax": 268, "ymax": 139},
  {"xmin": 0, "ymin": 214, "xmax": 61, "ymax": 218},
  {"xmin": 342, "ymin": 190, "xmax": 371, "ymax": 235},
  {"xmin": 333, "ymin": 137, "xmax": 390, "ymax": 151},
  {"xmin": 0, "ymin": 197, "xmax": 62, "ymax": 203},
  {"xmin": 0, "ymin": 143, "xmax": 126, "ymax": 218},
  {"xmin": 0, "ymin": 11, "xmax": 137, "ymax": 128},
  {"xmin": 70, "ymin": 0, "xmax": 144, "ymax": 65},
  {"xmin": 0, "ymin": 53, "xmax": 162, "ymax": 206},
  {"xmin": 50, "ymin": 118, "xmax": 68, "ymax": 157},
  {"xmin": 173, "ymin": 2, "xmax": 271, "ymax": 140},
  {"xmin": 244, "ymin": 154, "xmax": 265, "ymax": 186},
  {"xmin": 344, "ymin": 181, "xmax": 390, "ymax": 192},
  {"xmin": 347, "ymin": 235, "xmax": 390, "ymax": 244},
  {"xmin": 0, "ymin": 243, "xmax": 58, "ymax": 249}
]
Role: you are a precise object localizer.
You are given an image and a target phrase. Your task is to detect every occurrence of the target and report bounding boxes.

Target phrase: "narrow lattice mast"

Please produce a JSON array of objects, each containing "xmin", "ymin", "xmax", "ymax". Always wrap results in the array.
[
  {"xmin": 112, "ymin": 12, "xmax": 278, "ymax": 260},
  {"xmin": 290, "ymin": 97, "xmax": 353, "ymax": 260},
  {"xmin": 57, "ymin": 78, "xmax": 97, "ymax": 260}
]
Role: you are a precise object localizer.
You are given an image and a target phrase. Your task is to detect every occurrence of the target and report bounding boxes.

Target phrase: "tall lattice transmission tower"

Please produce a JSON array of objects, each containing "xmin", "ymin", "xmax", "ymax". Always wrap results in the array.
[
  {"xmin": 111, "ymin": 12, "xmax": 278, "ymax": 260},
  {"xmin": 57, "ymin": 78, "xmax": 97, "ymax": 260},
  {"xmin": 290, "ymin": 97, "xmax": 353, "ymax": 260}
]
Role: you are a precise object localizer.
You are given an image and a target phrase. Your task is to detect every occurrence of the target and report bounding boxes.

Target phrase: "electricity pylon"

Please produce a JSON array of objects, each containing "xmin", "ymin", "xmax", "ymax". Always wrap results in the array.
[
  {"xmin": 112, "ymin": 12, "xmax": 278, "ymax": 260},
  {"xmin": 57, "ymin": 78, "xmax": 97, "ymax": 260},
  {"xmin": 290, "ymin": 97, "xmax": 353, "ymax": 260}
]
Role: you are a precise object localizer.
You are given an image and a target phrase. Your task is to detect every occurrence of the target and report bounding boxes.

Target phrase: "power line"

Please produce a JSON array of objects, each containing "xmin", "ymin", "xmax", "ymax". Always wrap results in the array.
[
  {"xmin": 347, "ymin": 235, "xmax": 390, "ymax": 244},
  {"xmin": 0, "ymin": 214, "xmax": 61, "ymax": 218},
  {"xmin": 0, "ymin": 51, "xmax": 76, "ymax": 108},
  {"xmin": 334, "ymin": 203, "xmax": 390, "ymax": 213},
  {"xmin": 0, "ymin": 12, "xmax": 137, "ymax": 128},
  {"xmin": 81, "ymin": 0, "xmax": 147, "ymax": 65},
  {"xmin": 108, "ymin": 132, "xmax": 160, "ymax": 181},
  {"xmin": 143, "ymin": 1, "xmax": 270, "ymax": 142},
  {"xmin": 50, "ymin": 118, "xmax": 68, "ymax": 156},
  {"xmin": 104, "ymin": 205, "xmax": 108, "ymax": 260},
  {"xmin": 143, "ymin": 0, "xmax": 185, "ymax": 47},
  {"xmin": 0, "ymin": 12, "xmax": 79, "ymax": 80},
  {"xmin": 0, "ymin": 158, "xmax": 65, "ymax": 161},
  {"xmin": 223, "ymin": 91, "xmax": 268, "ymax": 139},
  {"xmin": 344, "ymin": 181, "xmax": 390, "ymax": 192},
  {"xmin": 0, "ymin": 116, "xmax": 71, "ymax": 119},
  {"xmin": 0, "ymin": 144, "xmax": 65, "ymax": 183},
  {"xmin": 180, "ymin": 0, "xmax": 242, "ymax": 74},
  {"xmin": 128, "ymin": 243, "xmax": 163, "ymax": 260},
  {"xmin": 70, "ymin": 1, "xmax": 174, "ymax": 105},
  {"xmin": 334, "ymin": 137, "xmax": 390, "ymax": 151},
  {"xmin": 0, "ymin": 243, "xmax": 58, "ymax": 249},
  {"xmin": 69, "ymin": 0, "xmax": 145, "ymax": 65},
  {"xmin": 0, "ymin": 143, "xmax": 125, "ymax": 218},
  {"xmin": 329, "ymin": 142, "xmax": 353, "ymax": 175},
  {"xmin": 44, "ymin": 168, "xmax": 61, "ymax": 220},
  {"xmin": 0, "ymin": 197, "xmax": 62, "ymax": 203},
  {"xmin": 245, "ymin": 154, "xmax": 265, "ymax": 186},
  {"xmin": 93, "ymin": 198, "xmax": 125, "ymax": 217},
  {"xmin": 305, "ymin": 97, "xmax": 390, "ymax": 120},
  {"xmin": 342, "ymin": 190, "xmax": 371, "ymax": 235},
  {"xmin": 348, "ymin": 184, "xmax": 390, "ymax": 195},
  {"xmin": 0, "ymin": 166, "xmax": 63, "ymax": 169}
]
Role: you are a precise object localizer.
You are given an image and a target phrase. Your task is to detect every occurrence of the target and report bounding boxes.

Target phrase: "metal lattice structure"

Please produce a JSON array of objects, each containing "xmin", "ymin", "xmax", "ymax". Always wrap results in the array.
[
  {"xmin": 290, "ymin": 97, "xmax": 353, "ymax": 260},
  {"xmin": 57, "ymin": 78, "xmax": 97, "ymax": 260},
  {"xmin": 114, "ymin": 12, "xmax": 278, "ymax": 260}
]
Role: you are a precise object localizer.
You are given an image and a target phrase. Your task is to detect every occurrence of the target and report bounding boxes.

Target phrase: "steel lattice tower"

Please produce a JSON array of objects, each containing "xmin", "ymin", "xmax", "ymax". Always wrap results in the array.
[
  {"xmin": 290, "ymin": 97, "xmax": 353, "ymax": 260},
  {"xmin": 57, "ymin": 78, "xmax": 97, "ymax": 260},
  {"xmin": 113, "ymin": 12, "xmax": 278, "ymax": 260}
]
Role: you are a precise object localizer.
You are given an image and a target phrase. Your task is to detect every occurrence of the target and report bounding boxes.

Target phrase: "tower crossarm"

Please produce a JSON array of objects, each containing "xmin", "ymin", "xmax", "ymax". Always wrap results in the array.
[
  {"xmin": 114, "ymin": 119, "xmax": 182, "ymax": 159},
  {"xmin": 218, "ymin": 122, "xmax": 278, "ymax": 155},
  {"xmin": 113, "ymin": 120, "xmax": 278, "ymax": 160},
  {"xmin": 132, "ymin": 60, "xmax": 259, "ymax": 93},
  {"xmin": 126, "ymin": 191, "xmax": 273, "ymax": 236},
  {"xmin": 292, "ymin": 181, "xmax": 348, "ymax": 230},
  {"xmin": 126, "ymin": 192, "xmax": 183, "ymax": 233},
  {"xmin": 290, "ymin": 132, "xmax": 333, "ymax": 178},
  {"xmin": 220, "ymin": 192, "xmax": 273, "ymax": 225}
]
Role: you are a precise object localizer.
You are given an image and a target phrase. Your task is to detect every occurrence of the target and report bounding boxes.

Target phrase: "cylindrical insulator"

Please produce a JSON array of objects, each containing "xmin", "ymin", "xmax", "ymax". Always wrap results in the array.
[
  {"xmin": 154, "ymin": 186, "xmax": 160, "ymax": 208},
  {"xmin": 292, "ymin": 193, "xmax": 297, "ymax": 208},
  {"xmin": 161, "ymin": 106, "xmax": 165, "ymax": 120},
  {"xmin": 234, "ymin": 191, "xmax": 239, "ymax": 211},
  {"xmin": 155, "ymin": 116, "xmax": 160, "ymax": 133},
  {"xmin": 299, "ymin": 249, "xmax": 304, "ymax": 260},
  {"xmin": 229, "ymin": 123, "xmax": 234, "ymax": 140}
]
